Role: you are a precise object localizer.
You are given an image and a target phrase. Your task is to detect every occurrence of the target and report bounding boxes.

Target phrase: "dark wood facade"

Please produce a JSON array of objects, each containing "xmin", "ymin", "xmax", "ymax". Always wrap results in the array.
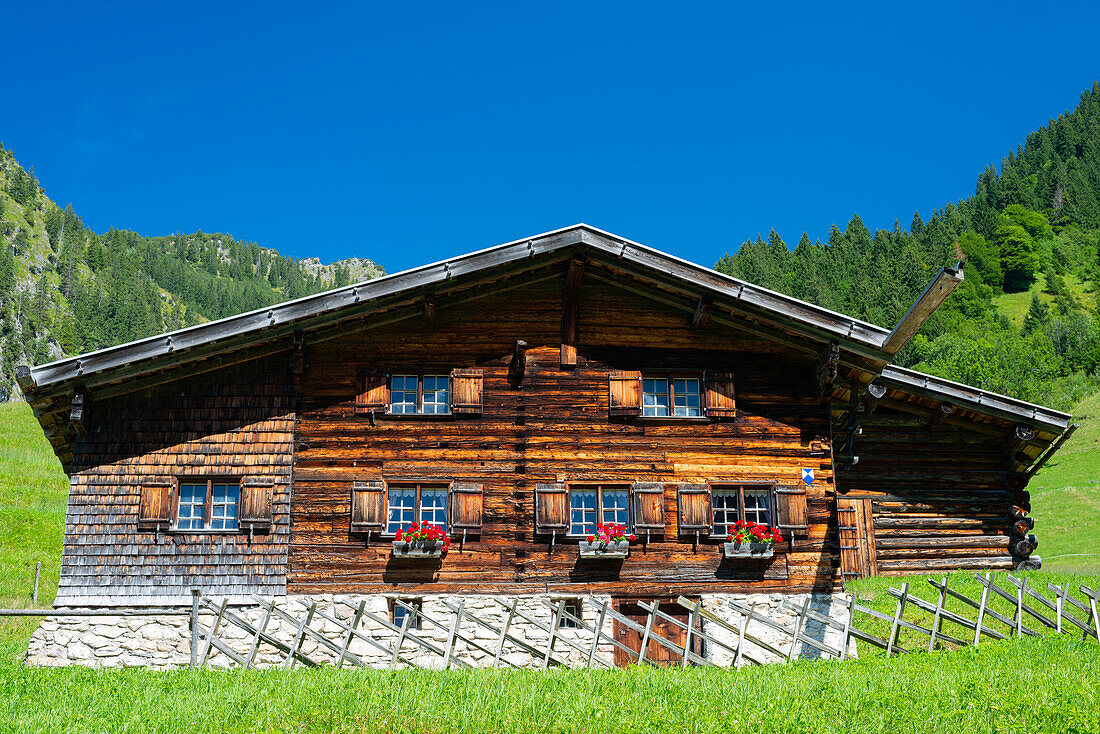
[{"xmin": 19, "ymin": 226, "xmax": 1072, "ymax": 604}]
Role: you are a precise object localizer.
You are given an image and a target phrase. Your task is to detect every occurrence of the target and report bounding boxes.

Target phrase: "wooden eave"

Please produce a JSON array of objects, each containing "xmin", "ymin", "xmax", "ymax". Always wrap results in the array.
[{"xmin": 16, "ymin": 223, "xmax": 1073, "ymax": 472}]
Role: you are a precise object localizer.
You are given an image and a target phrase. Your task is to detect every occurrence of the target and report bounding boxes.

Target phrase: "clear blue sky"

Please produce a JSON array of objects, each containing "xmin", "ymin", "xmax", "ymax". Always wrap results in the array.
[{"xmin": 3, "ymin": 1, "xmax": 1099, "ymax": 273}]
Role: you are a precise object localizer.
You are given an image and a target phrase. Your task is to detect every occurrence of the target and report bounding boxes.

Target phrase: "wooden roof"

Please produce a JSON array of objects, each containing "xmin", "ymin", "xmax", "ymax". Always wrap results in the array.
[{"xmin": 16, "ymin": 223, "xmax": 1072, "ymax": 470}]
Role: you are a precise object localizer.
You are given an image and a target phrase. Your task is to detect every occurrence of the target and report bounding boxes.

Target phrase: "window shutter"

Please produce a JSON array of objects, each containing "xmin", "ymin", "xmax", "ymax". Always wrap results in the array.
[
  {"xmin": 705, "ymin": 371, "xmax": 737, "ymax": 418},
  {"xmin": 608, "ymin": 371, "xmax": 642, "ymax": 417},
  {"xmin": 775, "ymin": 485, "xmax": 809, "ymax": 537},
  {"xmin": 534, "ymin": 482, "xmax": 569, "ymax": 535},
  {"xmin": 350, "ymin": 480, "xmax": 386, "ymax": 532},
  {"xmin": 240, "ymin": 479, "xmax": 274, "ymax": 532},
  {"xmin": 676, "ymin": 483, "xmax": 712, "ymax": 534},
  {"xmin": 450, "ymin": 369, "xmax": 484, "ymax": 415},
  {"xmin": 449, "ymin": 482, "xmax": 483, "ymax": 534},
  {"xmin": 138, "ymin": 480, "xmax": 172, "ymax": 531},
  {"xmin": 355, "ymin": 370, "xmax": 388, "ymax": 413},
  {"xmin": 631, "ymin": 482, "xmax": 665, "ymax": 532}
]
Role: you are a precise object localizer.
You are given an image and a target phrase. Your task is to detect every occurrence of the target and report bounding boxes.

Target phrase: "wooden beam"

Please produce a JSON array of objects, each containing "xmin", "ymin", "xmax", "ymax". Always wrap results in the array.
[
  {"xmin": 69, "ymin": 389, "xmax": 88, "ymax": 438},
  {"xmin": 862, "ymin": 382, "xmax": 887, "ymax": 416},
  {"xmin": 925, "ymin": 403, "xmax": 955, "ymax": 431},
  {"xmin": 1027, "ymin": 423, "xmax": 1079, "ymax": 477},
  {"xmin": 423, "ymin": 295, "xmax": 435, "ymax": 324},
  {"xmin": 15, "ymin": 365, "xmax": 35, "ymax": 393},
  {"xmin": 509, "ymin": 340, "xmax": 528, "ymax": 388},
  {"xmin": 816, "ymin": 342, "xmax": 840, "ymax": 402},
  {"xmin": 690, "ymin": 297, "xmax": 712, "ymax": 330},
  {"xmin": 883, "ymin": 263, "xmax": 965, "ymax": 355},
  {"xmin": 560, "ymin": 256, "xmax": 585, "ymax": 368}
]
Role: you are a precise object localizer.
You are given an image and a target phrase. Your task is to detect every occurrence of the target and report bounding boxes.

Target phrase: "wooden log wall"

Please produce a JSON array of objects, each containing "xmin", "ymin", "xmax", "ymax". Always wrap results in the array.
[
  {"xmin": 59, "ymin": 355, "xmax": 294, "ymax": 604},
  {"xmin": 291, "ymin": 274, "xmax": 838, "ymax": 597},
  {"xmin": 834, "ymin": 407, "xmax": 1018, "ymax": 575}
]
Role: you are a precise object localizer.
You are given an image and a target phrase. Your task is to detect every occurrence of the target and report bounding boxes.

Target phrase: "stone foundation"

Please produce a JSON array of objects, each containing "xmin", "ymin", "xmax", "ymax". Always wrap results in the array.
[{"xmin": 26, "ymin": 592, "xmax": 853, "ymax": 669}]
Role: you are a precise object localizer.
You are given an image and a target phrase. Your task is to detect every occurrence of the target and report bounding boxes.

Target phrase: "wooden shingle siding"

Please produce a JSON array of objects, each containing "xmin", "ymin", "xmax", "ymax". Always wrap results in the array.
[
  {"xmin": 57, "ymin": 355, "xmax": 294, "ymax": 604},
  {"xmin": 290, "ymin": 274, "xmax": 835, "ymax": 596}
]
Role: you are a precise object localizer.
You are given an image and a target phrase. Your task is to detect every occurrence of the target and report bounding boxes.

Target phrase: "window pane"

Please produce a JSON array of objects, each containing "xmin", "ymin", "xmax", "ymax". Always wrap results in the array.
[
  {"xmin": 712, "ymin": 489, "xmax": 739, "ymax": 536},
  {"xmin": 601, "ymin": 488, "xmax": 629, "ymax": 527},
  {"xmin": 177, "ymin": 483, "xmax": 207, "ymax": 530},
  {"xmin": 419, "ymin": 486, "xmax": 448, "ymax": 530},
  {"xmin": 558, "ymin": 600, "xmax": 582, "ymax": 629},
  {"xmin": 387, "ymin": 487, "xmax": 416, "ymax": 534},
  {"xmin": 390, "ymin": 375, "xmax": 418, "ymax": 414},
  {"xmin": 209, "ymin": 483, "xmax": 239, "ymax": 530},
  {"xmin": 422, "ymin": 376, "xmax": 450, "ymax": 414},
  {"xmin": 393, "ymin": 600, "xmax": 422, "ymax": 630},
  {"xmin": 674, "ymin": 378, "xmax": 702, "ymax": 417},
  {"xmin": 570, "ymin": 488, "xmax": 598, "ymax": 536},
  {"xmin": 744, "ymin": 489, "xmax": 772, "ymax": 526},
  {"xmin": 642, "ymin": 378, "xmax": 669, "ymax": 417}
]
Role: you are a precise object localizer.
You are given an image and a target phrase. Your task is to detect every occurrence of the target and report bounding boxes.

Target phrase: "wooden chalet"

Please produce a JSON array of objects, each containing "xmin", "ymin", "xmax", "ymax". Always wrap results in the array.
[{"xmin": 18, "ymin": 224, "xmax": 1074, "ymax": 612}]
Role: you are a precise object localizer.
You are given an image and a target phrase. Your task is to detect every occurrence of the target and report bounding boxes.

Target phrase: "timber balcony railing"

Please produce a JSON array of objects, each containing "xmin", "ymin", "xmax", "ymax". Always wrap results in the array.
[{"xmin": 175, "ymin": 572, "xmax": 1100, "ymax": 671}]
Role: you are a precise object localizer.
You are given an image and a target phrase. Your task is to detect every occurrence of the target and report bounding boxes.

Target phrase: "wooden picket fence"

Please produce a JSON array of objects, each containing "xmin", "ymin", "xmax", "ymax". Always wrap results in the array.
[{"xmin": 187, "ymin": 572, "xmax": 1100, "ymax": 670}]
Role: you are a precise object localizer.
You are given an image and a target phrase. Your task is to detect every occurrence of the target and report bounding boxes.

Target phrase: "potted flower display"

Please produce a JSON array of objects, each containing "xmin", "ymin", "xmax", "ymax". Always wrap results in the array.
[
  {"xmin": 579, "ymin": 523, "xmax": 636, "ymax": 559},
  {"xmin": 392, "ymin": 522, "xmax": 450, "ymax": 558},
  {"xmin": 723, "ymin": 520, "xmax": 781, "ymax": 559}
]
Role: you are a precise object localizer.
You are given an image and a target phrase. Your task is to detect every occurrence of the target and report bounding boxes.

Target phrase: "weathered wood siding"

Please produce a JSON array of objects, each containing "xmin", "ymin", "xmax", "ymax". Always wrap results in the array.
[
  {"xmin": 291, "ymin": 274, "xmax": 837, "ymax": 596},
  {"xmin": 834, "ymin": 407, "xmax": 1016, "ymax": 575},
  {"xmin": 58, "ymin": 356, "xmax": 293, "ymax": 604}
]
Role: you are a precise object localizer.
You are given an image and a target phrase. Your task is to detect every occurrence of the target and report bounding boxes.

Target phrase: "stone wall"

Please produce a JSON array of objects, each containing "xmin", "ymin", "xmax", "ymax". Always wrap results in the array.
[{"xmin": 26, "ymin": 592, "xmax": 853, "ymax": 670}]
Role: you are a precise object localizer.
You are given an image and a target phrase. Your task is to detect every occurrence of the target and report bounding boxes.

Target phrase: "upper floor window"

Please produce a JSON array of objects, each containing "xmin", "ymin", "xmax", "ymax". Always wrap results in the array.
[
  {"xmin": 386, "ymin": 482, "xmax": 449, "ymax": 534},
  {"xmin": 176, "ymin": 479, "xmax": 239, "ymax": 531},
  {"xmin": 569, "ymin": 483, "xmax": 630, "ymax": 536},
  {"xmin": 642, "ymin": 377, "xmax": 702, "ymax": 417},
  {"xmin": 710, "ymin": 484, "xmax": 772, "ymax": 536},
  {"xmin": 390, "ymin": 374, "xmax": 450, "ymax": 414}
]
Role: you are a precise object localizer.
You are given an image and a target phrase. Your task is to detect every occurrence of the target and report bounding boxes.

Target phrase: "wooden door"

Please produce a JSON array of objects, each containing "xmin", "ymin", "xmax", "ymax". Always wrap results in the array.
[
  {"xmin": 837, "ymin": 497, "xmax": 878, "ymax": 581},
  {"xmin": 613, "ymin": 601, "xmax": 701, "ymax": 667}
]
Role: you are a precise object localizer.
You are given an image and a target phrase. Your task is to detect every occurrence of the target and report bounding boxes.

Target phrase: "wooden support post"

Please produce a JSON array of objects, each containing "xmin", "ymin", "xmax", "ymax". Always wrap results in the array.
[
  {"xmin": 200, "ymin": 598, "xmax": 228, "ymax": 668},
  {"xmin": 190, "ymin": 588, "xmax": 201, "ymax": 667},
  {"xmin": 886, "ymin": 582, "xmax": 908, "ymax": 656},
  {"xmin": 788, "ymin": 597, "xmax": 811, "ymax": 662},
  {"xmin": 508, "ymin": 340, "xmax": 528, "ymax": 387},
  {"xmin": 840, "ymin": 594, "xmax": 856, "ymax": 661},
  {"xmin": 494, "ymin": 599, "xmax": 518, "ymax": 667},
  {"xmin": 974, "ymin": 573, "xmax": 992, "ymax": 646},
  {"xmin": 1085, "ymin": 585, "xmax": 1100, "ymax": 645},
  {"xmin": 245, "ymin": 602, "xmax": 274, "ymax": 670},
  {"xmin": 690, "ymin": 297, "xmax": 712, "ymax": 330},
  {"xmin": 423, "ymin": 295, "xmax": 435, "ymax": 324},
  {"xmin": 587, "ymin": 600, "xmax": 608, "ymax": 670},
  {"xmin": 734, "ymin": 605, "xmax": 753, "ymax": 667},
  {"xmin": 929, "ymin": 576, "xmax": 947, "ymax": 652},
  {"xmin": 861, "ymin": 382, "xmax": 886, "ymax": 415},
  {"xmin": 1056, "ymin": 583, "xmax": 1067, "ymax": 634},
  {"xmin": 1015, "ymin": 577, "xmax": 1026, "ymax": 637},
  {"xmin": 681, "ymin": 599, "xmax": 702, "ymax": 669},
  {"xmin": 637, "ymin": 601, "xmax": 656, "ymax": 665},
  {"xmin": 444, "ymin": 598, "xmax": 465, "ymax": 669},
  {"xmin": 816, "ymin": 342, "xmax": 840, "ymax": 402},
  {"xmin": 284, "ymin": 601, "xmax": 316, "ymax": 669},
  {"xmin": 560, "ymin": 256, "xmax": 584, "ymax": 368},
  {"xmin": 68, "ymin": 389, "xmax": 88, "ymax": 438},
  {"xmin": 544, "ymin": 599, "xmax": 564, "ymax": 669},
  {"xmin": 337, "ymin": 600, "xmax": 367, "ymax": 669},
  {"xmin": 33, "ymin": 562, "xmax": 41, "ymax": 605},
  {"xmin": 390, "ymin": 604, "xmax": 413, "ymax": 669}
]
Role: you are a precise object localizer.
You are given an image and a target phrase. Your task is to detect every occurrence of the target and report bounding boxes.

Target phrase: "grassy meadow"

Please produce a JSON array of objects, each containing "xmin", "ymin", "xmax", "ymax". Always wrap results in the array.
[{"xmin": 0, "ymin": 397, "xmax": 1098, "ymax": 732}]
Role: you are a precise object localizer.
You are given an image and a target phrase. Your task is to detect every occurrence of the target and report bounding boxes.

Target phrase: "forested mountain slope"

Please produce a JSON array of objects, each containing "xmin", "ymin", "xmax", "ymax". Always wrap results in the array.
[
  {"xmin": 0, "ymin": 145, "xmax": 383, "ymax": 399},
  {"xmin": 717, "ymin": 81, "xmax": 1100, "ymax": 411}
]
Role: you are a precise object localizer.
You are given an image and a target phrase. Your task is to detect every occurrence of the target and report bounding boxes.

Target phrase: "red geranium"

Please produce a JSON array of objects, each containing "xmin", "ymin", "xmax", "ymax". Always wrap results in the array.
[
  {"xmin": 396, "ymin": 522, "xmax": 451, "ymax": 551},
  {"xmin": 588, "ymin": 523, "xmax": 636, "ymax": 544},
  {"xmin": 726, "ymin": 519, "xmax": 782, "ymax": 545}
]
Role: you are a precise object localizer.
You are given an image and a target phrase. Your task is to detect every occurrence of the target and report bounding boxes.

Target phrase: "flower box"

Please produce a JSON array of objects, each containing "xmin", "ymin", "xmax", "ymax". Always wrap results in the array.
[
  {"xmin": 722, "ymin": 542, "xmax": 774, "ymax": 559},
  {"xmin": 392, "ymin": 540, "xmax": 446, "ymax": 558},
  {"xmin": 579, "ymin": 540, "xmax": 630, "ymax": 559}
]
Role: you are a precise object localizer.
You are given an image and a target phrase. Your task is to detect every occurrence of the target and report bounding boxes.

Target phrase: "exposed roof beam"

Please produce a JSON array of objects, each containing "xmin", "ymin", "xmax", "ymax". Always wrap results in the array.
[{"xmin": 883, "ymin": 263, "xmax": 965, "ymax": 355}]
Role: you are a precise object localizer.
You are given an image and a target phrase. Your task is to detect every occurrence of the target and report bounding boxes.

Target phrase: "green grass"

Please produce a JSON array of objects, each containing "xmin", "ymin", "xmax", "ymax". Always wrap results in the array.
[
  {"xmin": 0, "ymin": 635, "xmax": 1097, "ymax": 734},
  {"xmin": 1030, "ymin": 391, "xmax": 1100, "ymax": 574},
  {"xmin": 991, "ymin": 273, "xmax": 1098, "ymax": 327}
]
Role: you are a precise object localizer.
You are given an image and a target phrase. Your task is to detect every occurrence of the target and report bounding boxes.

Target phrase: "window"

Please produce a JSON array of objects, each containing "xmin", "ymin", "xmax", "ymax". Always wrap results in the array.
[
  {"xmin": 556, "ymin": 598, "xmax": 583, "ymax": 629},
  {"xmin": 569, "ymin": 483, "xmax": 630, "ymax": 536},
  {"xmin": 175, "ymin": 479, "xmax": 239, "ymax": 531},
  {"xmin": 710, "ymin": 484, "xmax": 773, "ymax": 536},
  {"xmin": 391, "ymin": 598, "xmax": 423, "ymax": 630},
  {"xmin": 386, "ymin": 483, "xmax": 449, "ymax": 535},
  {"xmin": 642, "ymin": 376, "xmax": 702, "ymax": 417},
  {"xmin": 389, "ymin": 374, "xmax": 450, "ymax": 415}
]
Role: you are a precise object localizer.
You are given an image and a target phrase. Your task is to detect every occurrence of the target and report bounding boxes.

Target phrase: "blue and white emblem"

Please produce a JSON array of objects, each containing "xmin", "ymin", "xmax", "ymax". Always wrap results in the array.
[{"xmin": 801, "ymin": 468, "xmax": 814, "ymax": 485}]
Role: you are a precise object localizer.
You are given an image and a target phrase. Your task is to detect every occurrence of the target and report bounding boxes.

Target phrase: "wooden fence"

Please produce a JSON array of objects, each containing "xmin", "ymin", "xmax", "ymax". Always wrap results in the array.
[{"xmin": 187, "ymin": 572, "xmax": 1100, "ymax": 670}]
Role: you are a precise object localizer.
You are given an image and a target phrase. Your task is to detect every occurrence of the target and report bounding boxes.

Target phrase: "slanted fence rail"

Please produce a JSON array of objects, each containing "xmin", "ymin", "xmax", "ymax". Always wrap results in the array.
[{"xmin": 179, "ymin": 573, "xmax": 1100, "ymax": 670}]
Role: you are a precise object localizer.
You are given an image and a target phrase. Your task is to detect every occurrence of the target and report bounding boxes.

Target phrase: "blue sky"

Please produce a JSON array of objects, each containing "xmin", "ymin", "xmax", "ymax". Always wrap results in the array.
[{"xmin": 3, "ymin": 1, "xmax": 1099, "ymax": 273}]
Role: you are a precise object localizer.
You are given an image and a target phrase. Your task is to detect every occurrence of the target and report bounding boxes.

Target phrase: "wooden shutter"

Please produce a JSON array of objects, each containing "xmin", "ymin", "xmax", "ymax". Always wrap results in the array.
[
  {"xmin": 631, "ymin": 482, "xmax": 665, "ymax": 532},
  {"xmin": 676, "ymin": 483, "xmax": 712, "ymax": 534},
  {"xmin": 704, "ymin": 371, "xmax": 736, "ymax": 418},
  {"xmin": 450, "ymin": 369, "xmax": 484, "ymax": 415},
  {"xmin": 534, "ymin": 482, "xmax": 569, "ymax": 535},
  {"xmin": 355, "ymin": 370, "xmax": 388, "ymax": 414},
  {"xmin": 837, "ymin": 497, "xmax": 878, "ymax": 580},
  {"xmin": 449, "ymin": 482, "xmax": 483, "ymax": 534},
  {"xmin": 239, "ymin": 479, "xmax": 274, "ymax": 532},
  {"xmin": 609, "ymin": 371, "xmax": 642, "ymax": 417},
  {"xmin": 775, "ymin": 485, "xmax": 809, "ymax": 538},
  {"xmin": 350, "ymin": 480, "xmax": 386, "ymax": 532},
  {"xmin": 138, "ymin": 480, "xmax": 172, "ymax": 531}
]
